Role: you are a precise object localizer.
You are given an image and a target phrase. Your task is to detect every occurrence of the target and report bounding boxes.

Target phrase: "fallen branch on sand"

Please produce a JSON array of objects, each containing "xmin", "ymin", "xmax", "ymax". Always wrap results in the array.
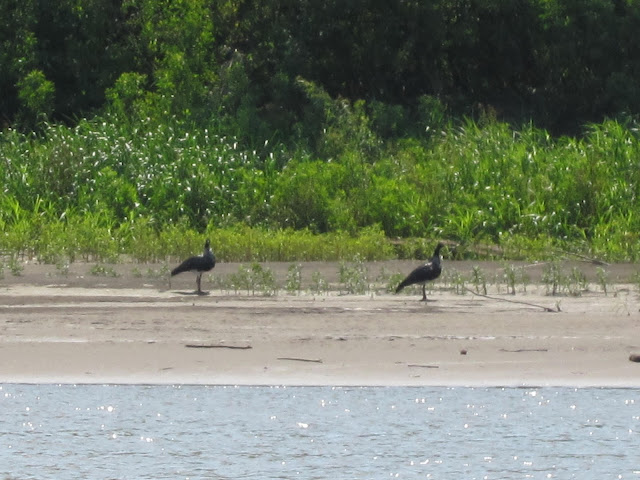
[
  {"xmin": 277, "ymin": 357, "xmax": 323, "ymax": 363},
  {"xmin": 464, "ymin": 287, "xmax": 558, "ymax": 312},
  {"xmin": 500, "ymin": 348, "xmax": 548, "ymax": 353},
  {"xmin": 407, "ymin": 363, "xmax": 439, "ymax": 369},
  {"xmin": 185, "ymin": 344, "xmax": 252, "ymax": 350}
]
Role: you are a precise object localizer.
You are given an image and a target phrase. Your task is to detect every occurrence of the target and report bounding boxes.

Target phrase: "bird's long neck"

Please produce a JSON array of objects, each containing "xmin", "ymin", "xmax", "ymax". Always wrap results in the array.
[
  {"xmin": 431, "ymin": 249, "xmax": 442, "ymax": 267},
  {"xmin": 204, "ymin": 245, "xmax": 215, "ymax": 261}
]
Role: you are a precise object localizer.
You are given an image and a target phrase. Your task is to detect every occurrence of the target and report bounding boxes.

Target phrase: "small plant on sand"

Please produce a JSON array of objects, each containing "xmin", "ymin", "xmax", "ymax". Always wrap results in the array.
[
  {"xmin": 310, "ymin": 270, "xmax": 328, "ymax": 295},
  {"xmin": 502, "ymin": 264, "xmax": 518, "ymax": 295},
  {"xmin": 207, "ymin": 273, "xmax": 225, "ymax": 292},
  {"xmin": 55, "ymin": 259, "xmax": 70, "ymax": 277},
  {"xmin": 89, "ymin": 264, "xmax": 119, "ymax": 277},
  {"xmin": 542, "ymin": 261, "xmax": 562, "ymax": 295},
  {"xmin": 471, "ymin": 266, "xmax": 487, "ymax": 295},
  {"xmin": 285, "ymin": 263, "xmax": 302, "ymax": 295},
  {"xmin": 596, "ymin": 267, "xmax": 609, "ymax": 296},
  {"xmin": 145, "ymin": 264, "xmax": 170, "ymax": 279},
  {"xmin": 520, "ymin": 267, "xmax": 531, "ymax": 293},
  {"xmin": 256, "ymin": 264, "xmax": 277, "ymax": 296},
  {"xmin": 229, "ymin": 262, "xmax": 277, "ymax": 296},
  {"xmin": 380, "ymin": 269, "xmax": 405, "ymax": 294},
  {"xmin": 633, "ymin": 271, "xmax": 640, "ymax": 293},
  {"xmin": 567, "ymin": 267, "xmax": 588, "ymax": 296},
  {"xmin": 500, "ymin": 264, "xmax": 531, "ymax": 295},
  {"xmin": 446, "ymin": 268, "xmax": 466, "ymax": 295},
  {"xmin": 8, "ymin": 256, "xmax": 23, "ymax": 276},
  {"xmin": 542, "ymin": 262, "xmax": 587, "ymax": 296},
  {"xmin": 339, "ymin": 254, "xmax": 369, "ymax": 294}
]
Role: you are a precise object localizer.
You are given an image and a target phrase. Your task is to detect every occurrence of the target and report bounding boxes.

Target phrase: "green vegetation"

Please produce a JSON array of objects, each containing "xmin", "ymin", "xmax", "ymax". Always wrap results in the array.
[
  {"xmin": 3, "ymin": 116, "xmax": 640, "ymax": 262},
  {"xmin": 339, "ymin": 255, "xmax": 369, "ymax": 295},
  {"xmin": 284, "ymin": 264, "xmax": 303, "ymax": 295},
  {"xmin": 2, "ymin": 1, "xmax": 640, "ymax": 263},
  {"xmin": 226, "ymin": 262, "xmax": 277, "ymax": 296}
]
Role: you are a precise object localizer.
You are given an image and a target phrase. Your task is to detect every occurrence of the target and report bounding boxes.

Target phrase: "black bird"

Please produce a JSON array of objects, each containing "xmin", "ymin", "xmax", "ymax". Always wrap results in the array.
[
  {"xmin": 395, "ymin": 242, "xmax": 445, "ymax": 301},
  {"xmin": 171, "ymin": 239, "xmax": 216, "ymax": 294}
]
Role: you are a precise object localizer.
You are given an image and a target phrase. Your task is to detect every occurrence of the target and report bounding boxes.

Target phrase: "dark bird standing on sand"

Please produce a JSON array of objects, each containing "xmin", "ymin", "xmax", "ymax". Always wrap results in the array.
[
  {"xmin": 395, "ymin": 242, "xmax": 445, "ymax": 301},
  {"xmin": 171, "ymin": 239, "xmax": 216, "ymax": 294}
]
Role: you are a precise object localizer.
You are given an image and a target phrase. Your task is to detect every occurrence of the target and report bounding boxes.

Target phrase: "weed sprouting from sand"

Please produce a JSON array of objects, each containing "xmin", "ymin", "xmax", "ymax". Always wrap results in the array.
[
  {"xmin": 8, "ymin": 256, "xmax": 23, "ymax": 276},
  {"xmin": 542, "ymin": 261, "xmax": 589, "ymax": 296},
  {"xmin": 520, "ymin": 267, "xmax": 531, "ymax": 293},
  {"xmin": 568, "ymin": 267, "xmax": 588, "ymax": 296},
  {"xmin": 501, "ymin": 264, "xmax": 532, "ymax": 295},
  {"xmin": 339, "ymin": 254, "xmax": 369, "ymax": 294},
  {"xmin": 542, "ymin": 262, "xmax": 561, "ymax": 295},
  {"xmin": 310, "ymin": 270, "xmax": 328, "ymax": 295},
  {"xmin": 471, "ymin": 266, "xmax": 487, "ymax": 295},
  {"xmin": 633, "ymin": 272, "xmax": 640, "ymax": 293},
  {"xmin": 502, "ymin": 264, "xmax": 517, "ymax": 295},
  {"xmin": 596, "ymin": 267, "xmax": 609, "ymax": 296},
  {"xmin": 89, "ymin": 264, "xmax": 119, "ymax": 277},
  {"xmin": 377, "ymin": 268, "xmax": 404, "ymax": 294},
  {"xmin": 228, "ymin": 262, "xmax": 277, "ymax": 296},
  {"xmin": 445, "ymin": 269, "xmax": 466, "ymax": 295},
  {"xmin": 285, "ymin": 264, "xmax": 302, "ymax": 295},
  {"xmin": 144, "ymin": 264, "xmax": 170, "ymax": 279},
  {"xmin": 55, "ymin": 260, "xmax": 70, "ymax": 277},
  {"xmin": 257, "ymin": 265, "xmax": 277, "ymax": 296}
]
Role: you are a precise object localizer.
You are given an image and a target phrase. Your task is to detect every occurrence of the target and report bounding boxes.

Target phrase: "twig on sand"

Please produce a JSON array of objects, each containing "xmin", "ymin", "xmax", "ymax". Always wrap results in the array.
[
  {"xmin": 407, "ymin": 363, "xmax": 439, "ymax": 369},
  {"xmin": 277, "ymin": 357, "xmax": 323, "ymax": 363},
  {"xmin": 185, "ymin": 343, "xmax": 252, "ymax": 350},
  {"xmin": 500, "ymin": 348, "xmax": 548, "ymax": 353},
  {"xmin": 464, "ymin": 287, "xmax": 558, "ymax": 312}
]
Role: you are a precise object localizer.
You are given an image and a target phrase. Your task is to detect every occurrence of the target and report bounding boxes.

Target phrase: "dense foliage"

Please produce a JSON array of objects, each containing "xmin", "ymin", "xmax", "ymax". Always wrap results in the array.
[
  {"xmin": 3, "ymin": 0, "xmax": 640, "ymax": 135},
  {"xmin": 3, "ymin": 115, "xmax": 640, "ymax": 262},
  {"xmin": 2, "ymin": 0, "xmax": 640, "ymax": 262}
]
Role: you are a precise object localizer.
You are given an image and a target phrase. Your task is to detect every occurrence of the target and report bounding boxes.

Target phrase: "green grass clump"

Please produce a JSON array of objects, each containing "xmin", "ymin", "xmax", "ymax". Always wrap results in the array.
[
  {"xmin": 541, "ymin": 262, "xmax": 590, "ymax": 296},
  {"xmin": 284, "ymin": 264, "xmax": 303, "ymax": 295},
  {"xmin": 339, "ymin": 254, "xmax": 369, "ymax": 295},
  {"xmin": 227, "ymin": 263, "xmax": 277, "ymax": 296},
  {"xmin": 89, "ymin": 264, "xmax": 119, "ymax": 277},
  {"xmin": 310, "ymin": 271, "xmax": 329, "ymax": 295},
  {"xmin": 471, "ymin": 266, "xmax": 487, "ymax": 295}
]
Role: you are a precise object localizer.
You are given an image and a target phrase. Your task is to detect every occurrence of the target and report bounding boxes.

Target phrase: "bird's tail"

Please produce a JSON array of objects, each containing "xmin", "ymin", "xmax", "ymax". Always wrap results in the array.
[
  {"xmin": 395, "ymin": 281, "xmax": 407, "ymax": 294},
  {"xmin": 171, "ymin": 265, "xmax": 186, "ymax": 277}
]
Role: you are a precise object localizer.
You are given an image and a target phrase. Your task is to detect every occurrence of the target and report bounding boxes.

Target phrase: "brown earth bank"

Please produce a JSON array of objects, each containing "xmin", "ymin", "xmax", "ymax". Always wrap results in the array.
[{"xmin": 0, "ymin": 260, "xmax": 639, "ymax": 387}]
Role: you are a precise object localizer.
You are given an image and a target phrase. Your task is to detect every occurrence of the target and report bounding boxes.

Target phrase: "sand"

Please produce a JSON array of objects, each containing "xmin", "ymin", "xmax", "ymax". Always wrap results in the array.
[{"xmin": 1, "ymin": 260, "xmax": 639, "ymax": 387}]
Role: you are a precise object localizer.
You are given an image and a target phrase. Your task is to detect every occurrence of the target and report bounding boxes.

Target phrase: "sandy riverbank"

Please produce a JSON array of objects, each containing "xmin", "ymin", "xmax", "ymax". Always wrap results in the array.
[{"xmin": 1, "ymin": 261, "xmax": 639, "ymax": 387}]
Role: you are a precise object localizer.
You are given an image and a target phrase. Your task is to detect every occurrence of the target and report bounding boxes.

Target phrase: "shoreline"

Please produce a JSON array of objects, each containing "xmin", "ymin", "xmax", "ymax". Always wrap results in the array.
[{"xmin": 1, "ymin": 261, "xmax": 639, "ymax": 387}]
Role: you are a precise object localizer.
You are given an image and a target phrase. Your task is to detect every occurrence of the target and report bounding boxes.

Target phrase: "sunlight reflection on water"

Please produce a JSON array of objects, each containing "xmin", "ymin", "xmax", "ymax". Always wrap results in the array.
[{"xmin": 0, "ymin": 384, "xmax": 638, "ymax": 479}]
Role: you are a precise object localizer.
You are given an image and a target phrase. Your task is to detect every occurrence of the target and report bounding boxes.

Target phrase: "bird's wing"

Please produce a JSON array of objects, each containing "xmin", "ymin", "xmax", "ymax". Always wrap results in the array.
[{"xmin": 171, "ymin": 256, "xmax": 201, "ymax": 276}]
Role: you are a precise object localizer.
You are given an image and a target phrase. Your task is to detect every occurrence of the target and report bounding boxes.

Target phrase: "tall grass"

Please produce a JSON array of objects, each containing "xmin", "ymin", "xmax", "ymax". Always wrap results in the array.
[{"xmin": 2, "ymin": 115, "xmax": 640, "ymax": 261}]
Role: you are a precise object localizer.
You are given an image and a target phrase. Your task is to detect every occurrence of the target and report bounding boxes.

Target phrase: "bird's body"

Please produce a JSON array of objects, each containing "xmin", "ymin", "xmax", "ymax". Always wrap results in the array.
[
  {"xmin": 395, "ymin": 242, "xmax": 444, "ymax": 301},
  {"xmin": 171, "ymin": 239, "xmax": 216, "ymax": 294}
]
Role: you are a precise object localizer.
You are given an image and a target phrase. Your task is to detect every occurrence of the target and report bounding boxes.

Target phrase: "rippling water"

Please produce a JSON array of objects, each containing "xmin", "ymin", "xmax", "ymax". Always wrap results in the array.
[{"xmin": 0, "ymin": 384, "xmax": 638, "ymax": 479}]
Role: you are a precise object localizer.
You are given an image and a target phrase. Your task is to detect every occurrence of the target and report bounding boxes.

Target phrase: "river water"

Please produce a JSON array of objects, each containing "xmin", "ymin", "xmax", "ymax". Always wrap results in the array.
[{"xmin": 0, "ymin": 384, "xmax": 638, "ymax": 479}]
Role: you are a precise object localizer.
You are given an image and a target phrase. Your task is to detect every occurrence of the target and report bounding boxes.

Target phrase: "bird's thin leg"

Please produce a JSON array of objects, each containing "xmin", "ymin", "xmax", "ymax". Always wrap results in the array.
[
  {"xmin": 196, "ymin": 273, "xmax": 202, "ymax": 293},
  {"xmin": 421, "ymin": 284, "xmax": 427, "ymax": 301}
]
